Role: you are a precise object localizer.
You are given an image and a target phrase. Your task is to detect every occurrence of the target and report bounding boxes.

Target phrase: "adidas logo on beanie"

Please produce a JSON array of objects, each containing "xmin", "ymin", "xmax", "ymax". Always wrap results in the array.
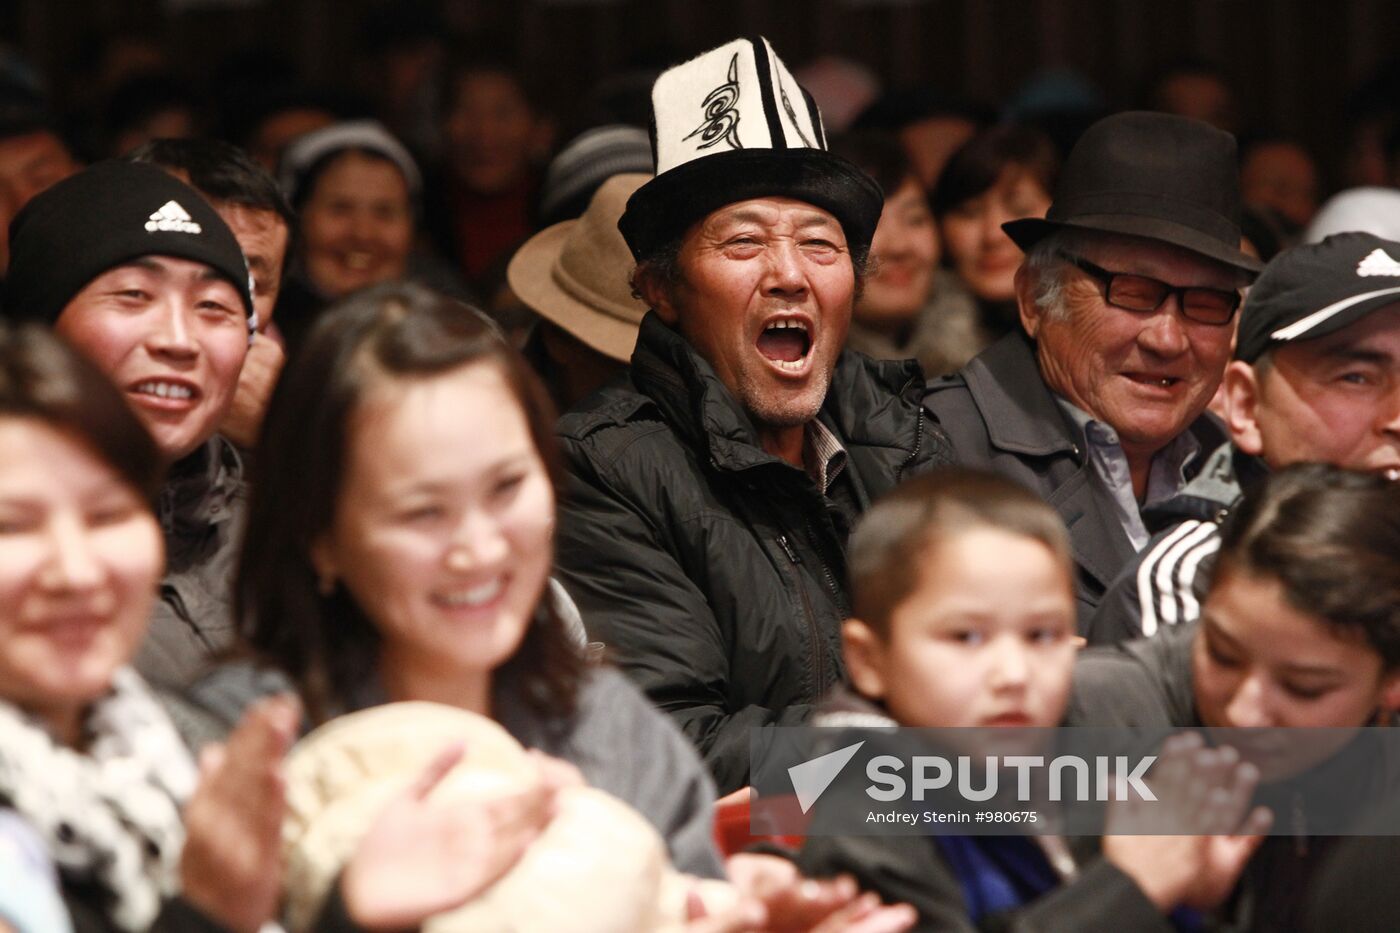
[
  {"xmin": 3, "ymin": 160, "xmax": 253, "ymax": 327},
  {"xmin": 145, "ymin": 200, "xmax": 203, "ymax": 235}
]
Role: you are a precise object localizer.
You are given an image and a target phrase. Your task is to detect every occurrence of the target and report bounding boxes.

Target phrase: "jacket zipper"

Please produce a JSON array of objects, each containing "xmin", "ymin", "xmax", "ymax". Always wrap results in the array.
[
  {"xmin": 804, "ymin": 513, "xmax": 848, "ymax": 613},
  {"xmin": 778, "ymin": 534, "xmax": 829, "ymax": 695}
]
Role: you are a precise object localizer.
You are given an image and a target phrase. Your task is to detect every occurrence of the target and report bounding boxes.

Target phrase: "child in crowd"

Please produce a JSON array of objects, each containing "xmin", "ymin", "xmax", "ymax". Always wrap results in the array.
[{"xmin": 799, "ymin": 469, "xmax": 1266, "ymax": 931}]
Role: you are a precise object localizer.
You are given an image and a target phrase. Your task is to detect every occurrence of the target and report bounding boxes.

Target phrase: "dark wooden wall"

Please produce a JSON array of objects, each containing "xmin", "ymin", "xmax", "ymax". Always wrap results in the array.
[{"xmin": 8, "ymin": 0, "xmax": 1399, "ymax": 184}]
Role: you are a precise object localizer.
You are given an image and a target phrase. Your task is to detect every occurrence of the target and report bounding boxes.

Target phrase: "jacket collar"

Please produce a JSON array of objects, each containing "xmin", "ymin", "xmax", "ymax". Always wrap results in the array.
[
  {"xmin": 158, "ymin": 435, "xmax": 243, "ymax": 545},
  {"xmin": 962, "ymin": 332, "xmax": 1081, "ymax": 458},
  {"xmin": 630, "ymin": 311, "xmax": 925, "ymax": 476},
  {"xmin": 630, "ymin": 312, "xmax": 776, "ymax": 473},
  {"xmin": 963, "ymin": 331, "xmax": 1231, "ymax": 465}
]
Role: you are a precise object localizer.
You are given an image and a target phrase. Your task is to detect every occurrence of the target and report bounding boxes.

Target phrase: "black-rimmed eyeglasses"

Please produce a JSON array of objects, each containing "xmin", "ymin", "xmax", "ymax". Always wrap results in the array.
[{"xmin": 1058, "ymin": 253, "xmax": 1241, "ymax": 326}]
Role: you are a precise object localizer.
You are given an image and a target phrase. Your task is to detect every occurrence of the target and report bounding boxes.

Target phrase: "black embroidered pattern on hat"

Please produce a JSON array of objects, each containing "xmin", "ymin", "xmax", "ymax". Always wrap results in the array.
[
  {"xmin": 685, "ymin": 54, "xmax": 743, "ymax": 152},
  {"xmin": 618, "ymin": 36, "xmax": 882, "ymax": 261}
]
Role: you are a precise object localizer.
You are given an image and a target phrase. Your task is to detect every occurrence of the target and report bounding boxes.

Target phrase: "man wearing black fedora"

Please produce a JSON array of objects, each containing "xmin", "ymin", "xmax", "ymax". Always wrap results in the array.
[
  {"xmin": 554, "ymin": 36, "xmax": 951, "ymax": 792},
  {"xmin": 925, "ymin": 111, "xmax": 1261, "ymax": 627}
]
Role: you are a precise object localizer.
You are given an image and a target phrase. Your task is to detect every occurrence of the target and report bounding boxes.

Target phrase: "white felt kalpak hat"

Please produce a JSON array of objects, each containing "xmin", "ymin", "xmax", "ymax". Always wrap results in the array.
[{"xmin": 619, "ymin": 36, "xmax": 883, "ymax": 260}]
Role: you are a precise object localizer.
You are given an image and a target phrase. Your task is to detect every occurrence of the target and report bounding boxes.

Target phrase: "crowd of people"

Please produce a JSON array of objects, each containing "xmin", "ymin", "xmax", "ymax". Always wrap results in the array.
[{"xmin": 1, "ymin": 23, "xmax": 1399, "ymax": 933}]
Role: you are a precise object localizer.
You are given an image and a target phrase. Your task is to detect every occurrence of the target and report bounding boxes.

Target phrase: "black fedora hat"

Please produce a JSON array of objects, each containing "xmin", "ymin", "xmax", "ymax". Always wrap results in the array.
[{"xmin": 1003, "ymin": 111, "xmax": 1263, "ymax": 274}]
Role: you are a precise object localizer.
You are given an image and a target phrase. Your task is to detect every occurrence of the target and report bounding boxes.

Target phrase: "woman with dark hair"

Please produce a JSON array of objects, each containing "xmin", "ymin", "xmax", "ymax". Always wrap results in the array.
[
  {"xmin": 830, "ymin": 132, "xmax": 983, "ymax": 377},
  {"xmin": 0, "ymin": 324, "xmax": 302, "ymax": 933},
  {"xmin": 932, "ymin": 126, "xmax": 1057, "ymax": 339},
  {"xmin": 202, "ymin": 283, "xmax": 919, "ymax": 931},
  {"xmin": 1069, "ymin": 464, "xmax": 1400, "ymax": 931}
]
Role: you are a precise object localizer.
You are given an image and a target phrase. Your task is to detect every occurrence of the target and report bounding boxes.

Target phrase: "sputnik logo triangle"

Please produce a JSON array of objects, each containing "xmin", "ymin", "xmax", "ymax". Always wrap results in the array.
[
  {"xmin": 145, "ymin": 200, "xmax": 202, "ymax": 234},
  {"xmin": 788, "ymin": 741, "xmax": 864, "ymax": 814}
]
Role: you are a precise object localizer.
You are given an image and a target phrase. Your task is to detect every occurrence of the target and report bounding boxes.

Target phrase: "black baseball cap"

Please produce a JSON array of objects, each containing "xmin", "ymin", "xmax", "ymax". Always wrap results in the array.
[{"xmin": 1235, "ymin": 232, "xmax": 1400, "ymax": 363}]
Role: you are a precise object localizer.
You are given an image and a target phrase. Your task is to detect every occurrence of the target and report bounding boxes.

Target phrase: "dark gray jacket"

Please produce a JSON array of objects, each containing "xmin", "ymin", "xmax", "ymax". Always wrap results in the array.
[
  {"xmin": 135, "ymin": 436, "xmax": 247, "ymax": 689},
  {"xmin": 556, "ymin": 312, "xmax": 951, "ymax": 793},
  {"xmin": 924, "ymin": 333, "xmax": 1227, "ymax": 629}
]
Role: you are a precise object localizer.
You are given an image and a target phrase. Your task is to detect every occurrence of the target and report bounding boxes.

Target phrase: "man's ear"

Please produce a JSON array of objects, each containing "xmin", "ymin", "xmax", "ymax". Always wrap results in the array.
[
  {"xmin": 636, "ymin": 268, "xmax": 679, "ymax": 325},
  {"xmin": 1222, "ymin": 360, "xmax": 1265, "ymax": 456},
  {"xmin": 843, "ymin": 618, "xmax": 888, "ymax": 701},
  {"xmin": 1015, "ymin": 262, "xmax": 1042, "ymax": 339}
]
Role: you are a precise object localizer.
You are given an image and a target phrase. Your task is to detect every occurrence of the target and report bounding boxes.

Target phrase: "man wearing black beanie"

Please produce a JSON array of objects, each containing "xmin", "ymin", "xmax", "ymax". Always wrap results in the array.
[{"xmin": 4, "ymin": 159, "xmax": 256, "ymax": 688}]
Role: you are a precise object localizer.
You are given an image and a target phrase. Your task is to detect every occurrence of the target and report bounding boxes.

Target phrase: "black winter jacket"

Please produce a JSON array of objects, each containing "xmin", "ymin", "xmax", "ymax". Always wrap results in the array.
[{"xmin": 555, "ymin": 312, "xmax": 951, "ymax": 793}]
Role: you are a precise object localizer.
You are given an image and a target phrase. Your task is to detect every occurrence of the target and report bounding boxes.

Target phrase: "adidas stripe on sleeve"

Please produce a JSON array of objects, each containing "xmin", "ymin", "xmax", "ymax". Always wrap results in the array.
[{"xmin": 1137, "ymin": 519, "xmax": 1223, "ymax": 637}]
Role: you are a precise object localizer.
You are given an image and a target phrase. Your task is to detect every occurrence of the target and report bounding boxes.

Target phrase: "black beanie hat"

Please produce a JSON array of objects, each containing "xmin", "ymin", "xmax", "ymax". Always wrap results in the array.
[{"xmin": 4, "ymin": 160, "xmax": 255, "ymax": 327}]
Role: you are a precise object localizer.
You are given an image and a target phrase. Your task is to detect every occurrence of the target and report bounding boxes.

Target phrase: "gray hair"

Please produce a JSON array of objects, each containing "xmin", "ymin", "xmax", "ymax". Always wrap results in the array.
[
  {"xmin": 1019, "ymin": 229, "xmax": 1092, "ymax": 321},
  {"xmin": 1020, "ymin": 227, "xmax": 1250, "ymax": 322}
]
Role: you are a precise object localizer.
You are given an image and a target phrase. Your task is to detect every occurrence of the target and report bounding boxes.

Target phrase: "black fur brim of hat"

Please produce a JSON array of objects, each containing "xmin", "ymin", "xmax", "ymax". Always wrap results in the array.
[{"xmin": 618, "ymin": 148, "xmax": 884, "ymax": 261}]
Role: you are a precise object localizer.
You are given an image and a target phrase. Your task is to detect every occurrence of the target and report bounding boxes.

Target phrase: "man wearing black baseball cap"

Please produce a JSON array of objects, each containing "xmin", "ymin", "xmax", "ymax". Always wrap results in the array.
[
  {"xmin": 925, "ymin": 111, "xmax": 1261, "ymax": 626},
  {"xmin": 4, "ymin": 159, "xmax": 256, "ymax": 687},
  {"xmin": 1090, "ymin": 231, "xmax": 1400, "ymax": 643}
]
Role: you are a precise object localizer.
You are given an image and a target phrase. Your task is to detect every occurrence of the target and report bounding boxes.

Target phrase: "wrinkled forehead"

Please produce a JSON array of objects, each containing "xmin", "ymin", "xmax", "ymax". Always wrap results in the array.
[{"xmin": 692, "ymin": 196, "xmax": 845, "ymax": 238}]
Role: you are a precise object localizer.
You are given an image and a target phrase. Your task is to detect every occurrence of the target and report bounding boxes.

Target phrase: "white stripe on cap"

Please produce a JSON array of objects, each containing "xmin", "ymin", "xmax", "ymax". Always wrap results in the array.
[{"xmin": 1270, "ymin": 285, "xmax": 1400, "ymax": 341}]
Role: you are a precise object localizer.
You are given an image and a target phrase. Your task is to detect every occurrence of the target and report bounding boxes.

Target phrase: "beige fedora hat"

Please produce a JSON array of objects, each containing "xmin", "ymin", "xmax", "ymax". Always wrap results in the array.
[{"xmin": 508, "ymin": 172, "xmax": 651, "ymax": 363}]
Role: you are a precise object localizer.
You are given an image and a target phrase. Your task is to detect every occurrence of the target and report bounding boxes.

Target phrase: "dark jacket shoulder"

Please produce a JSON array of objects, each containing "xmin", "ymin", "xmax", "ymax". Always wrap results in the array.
[{"xmin": 1065, "ymin": 622, "xmax": 1199, "ymax": 727}]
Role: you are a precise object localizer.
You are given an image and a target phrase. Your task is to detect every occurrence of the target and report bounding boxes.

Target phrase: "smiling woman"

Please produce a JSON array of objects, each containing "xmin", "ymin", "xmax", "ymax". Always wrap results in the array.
[
  {"xmin": 204, "ymin": 282, "xmax": 749, "ymax": 927},
  {"xmin": 0, "ymin": 324, "xmax": 306, "ymax": 933},
  {"xmin": 297, "ymin": 151, "xmax": 413, "ymax": 301}
]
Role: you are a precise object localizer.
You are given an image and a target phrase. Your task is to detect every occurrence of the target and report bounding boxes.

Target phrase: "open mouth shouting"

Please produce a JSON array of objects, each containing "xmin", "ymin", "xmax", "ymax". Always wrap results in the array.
[{"xmin": 756, "ymin": 315, "xmax": 815, "ymax": 375}]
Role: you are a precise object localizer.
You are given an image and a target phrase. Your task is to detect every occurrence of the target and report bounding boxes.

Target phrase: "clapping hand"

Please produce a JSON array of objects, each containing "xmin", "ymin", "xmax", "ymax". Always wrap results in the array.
[
  {"xmin": 180, "ymin": 694, "xmax": 301, "ymax": 933},
  {"xmin": 339, "ymin": 745, "xmax": 572, "ymax": 931},
  {"xmin": 683, "ymin": 853, "xmax": 916, "ymax": 933},
  {"xmin": 1104, "ymin": 732, "xmax": 1272, "ymax": 912}
]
